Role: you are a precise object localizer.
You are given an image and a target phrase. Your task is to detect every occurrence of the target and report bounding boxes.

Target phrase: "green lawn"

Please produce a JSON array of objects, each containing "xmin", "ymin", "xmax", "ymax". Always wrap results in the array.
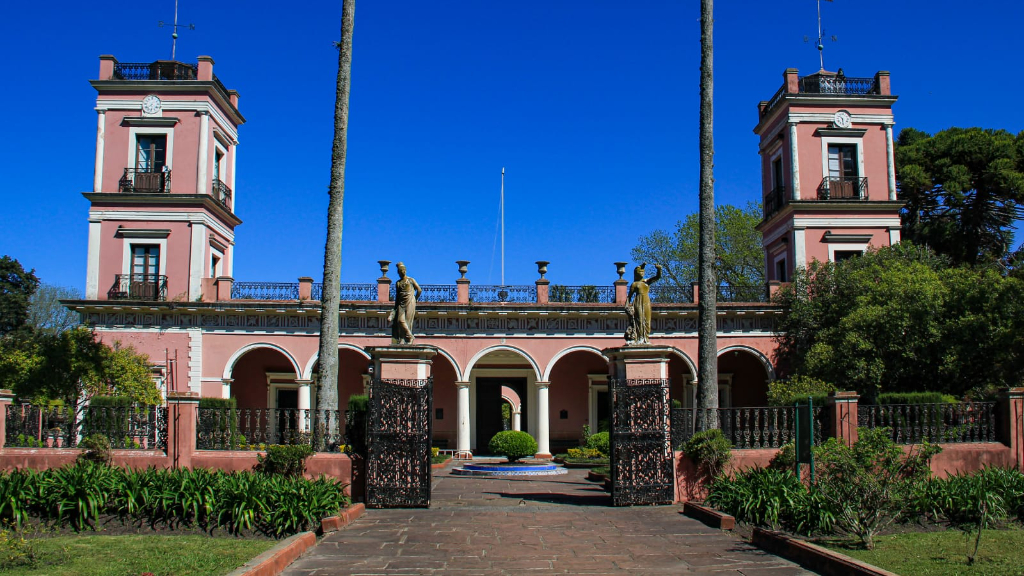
[
  {"xmin": 3, "ymin": 534, "xmax": 277, "ymax": 576},
  {"xmin": 821, "ymin": 529, "xmax": 1024, "ymax": 575}
]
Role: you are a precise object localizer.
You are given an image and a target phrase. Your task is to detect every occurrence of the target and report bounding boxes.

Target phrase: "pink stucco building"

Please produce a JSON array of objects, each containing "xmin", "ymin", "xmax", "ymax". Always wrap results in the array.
[{"xmin": 69, "ymin": 56, "xmax": 900, "ymax": 457}]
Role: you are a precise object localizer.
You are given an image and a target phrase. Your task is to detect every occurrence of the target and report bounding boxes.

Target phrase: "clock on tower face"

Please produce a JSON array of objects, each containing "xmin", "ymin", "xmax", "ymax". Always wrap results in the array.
[
  {"xmin": 833, "ymin": 110, "xmax": 852, "ymax": 129},
  {"xmin": 141, "ymin": 95, "xmax": 162, "ymax": 115}
]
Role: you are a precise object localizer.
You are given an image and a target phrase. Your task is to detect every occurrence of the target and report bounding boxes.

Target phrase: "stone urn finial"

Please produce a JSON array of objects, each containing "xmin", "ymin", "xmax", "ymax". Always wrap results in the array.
[
  {"xmin": 614, "ymin": 262, "xmax": 627, "ymax": 281},
  {"xmin": 378, "ymin": 260, "xmax": 391, "ymax": 279},
  {"xmin": 456, "ymin": 260, "xmax": 470, "ymax": 279},
  {"xmin": 536, "ymin": 261, "xmax": 549, "ymax": 280}
]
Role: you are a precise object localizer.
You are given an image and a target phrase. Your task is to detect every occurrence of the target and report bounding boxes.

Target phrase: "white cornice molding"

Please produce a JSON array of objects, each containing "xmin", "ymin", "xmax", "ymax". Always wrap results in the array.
[
  {"xmin": 89, "ymin": 209, "xmax": 236, "ymax": 239},
  {"xmin": 94, "ymin": 99, "xmax": 239, "ymax": 143},
  {"xmin": 789, "ymin": 112, "xmax": 895, "ymax": 126}
]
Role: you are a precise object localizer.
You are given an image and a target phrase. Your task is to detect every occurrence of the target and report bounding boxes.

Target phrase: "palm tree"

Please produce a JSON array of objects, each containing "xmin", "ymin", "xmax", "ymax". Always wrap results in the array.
[
  {"xmin": 316, "ymin": 0, "xmax": 356, "ymax": 446},
  {"xmin": 696, "ymin": 0, "xmax": 719, "ymax": 430}
]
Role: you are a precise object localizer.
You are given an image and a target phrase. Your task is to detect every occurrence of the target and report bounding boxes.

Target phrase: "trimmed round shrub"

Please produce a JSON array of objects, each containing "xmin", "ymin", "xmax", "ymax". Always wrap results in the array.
[
  {"xmin": 487, "ymin": 431, "xmax": 538, "ymax": 463},
  {"xmin": 586, "ymin": 431, "xmax": 610, "ymax": 456}
]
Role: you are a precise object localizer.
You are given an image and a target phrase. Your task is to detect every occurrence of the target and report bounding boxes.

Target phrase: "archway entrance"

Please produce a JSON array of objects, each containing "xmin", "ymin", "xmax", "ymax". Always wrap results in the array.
[{"xmin": 475, "ymin": 377, "xmax": 526, "ymax": 452}]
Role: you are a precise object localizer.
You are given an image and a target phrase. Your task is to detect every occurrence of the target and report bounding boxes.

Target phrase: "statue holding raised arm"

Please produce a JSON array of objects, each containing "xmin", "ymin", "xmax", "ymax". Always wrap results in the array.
[
  {"xmin": 624, "ymin": 262, "xmax": 662, "ymax": 345},
  {"xmin": 389, "ymin": 262, "xmax": 422, "ymax": 344}
]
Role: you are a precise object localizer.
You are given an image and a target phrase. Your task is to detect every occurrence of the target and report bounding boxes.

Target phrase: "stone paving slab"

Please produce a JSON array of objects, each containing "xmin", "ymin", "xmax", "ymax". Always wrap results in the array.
[{"xmin": 283, "ymin": 467, "xmax": 814, "ymax": 575}]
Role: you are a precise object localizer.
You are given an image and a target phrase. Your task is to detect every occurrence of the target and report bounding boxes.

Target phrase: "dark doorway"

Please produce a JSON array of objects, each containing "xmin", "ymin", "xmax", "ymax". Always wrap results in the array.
[
  {"xmin": 596, "ymin": 390, "xmax": 610, "ymax": 433},
  {"xmin": 277, "ymin": 388, "xmax": 298, "ymax": 443},
  {"xmin": 476, "ymin": 377, "xmax": 527, "ymax": 452}
]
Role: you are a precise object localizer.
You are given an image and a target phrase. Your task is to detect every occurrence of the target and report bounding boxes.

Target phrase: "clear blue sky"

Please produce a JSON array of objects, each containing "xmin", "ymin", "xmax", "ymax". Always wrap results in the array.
[{"xmin": 2, "ymin": 0, "xmax": 1021, "ymax": 291}]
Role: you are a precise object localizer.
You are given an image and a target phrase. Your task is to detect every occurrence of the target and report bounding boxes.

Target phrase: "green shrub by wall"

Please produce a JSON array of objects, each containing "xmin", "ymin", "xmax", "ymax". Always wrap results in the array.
[{"xmin": 586, "ymin": 431, "xmax": 609, "ymax": 456}]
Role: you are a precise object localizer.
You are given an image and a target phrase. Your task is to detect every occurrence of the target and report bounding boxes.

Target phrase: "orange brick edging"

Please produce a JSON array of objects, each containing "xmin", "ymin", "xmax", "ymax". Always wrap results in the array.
[
  {"xmin": 751, "ymin": 527, "xmax": 898, "ymax": 576},
  {"xmin": 431, "ymin": 457, "xmax": 452, "ymax": 469},
  {"xmin": 682, "ymin": 502, "xmax": 735, "ymax": 530},
  {"xmin": 226, "ymin": 531, "xmax": 316, "ymax": 576},
  {"xmin": 320, "ymin": 503, "xmax": 366, "ymax": 534}
]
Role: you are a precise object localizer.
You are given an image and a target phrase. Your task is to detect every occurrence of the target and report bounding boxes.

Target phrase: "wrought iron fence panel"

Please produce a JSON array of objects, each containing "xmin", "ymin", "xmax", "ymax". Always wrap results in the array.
[
  {"xmin": 81, "ymin": 405, "xmax": 163, "ymax": 449},
  {"xmin": 647, "ymin": 284, "xmax": 694, "ymax": 303},
  {"xmin": 119, "ymin": 168, "xmax": 172, "ymax": 194},
  {"xmin": 5, "ymin": 405, "xmax": 78, "ymax": 448},
  {"xmin": 716, "ymin": 285, "xmax": 768, "ymax": 303},
  {"xmin": 231, "ymin": 282, "xmax": 299, "ymax": 300},
  {"xmin": 548, "ymin": 285, "xmax": 616, "ymax": 303},
  {"xmin": 857, "ymin": 402, "xmax": 996, "ymax": 444},
  {"xmin": 468, "ymin": 285, "xmax": 536, "ymax": 303},
  {"xmin": 196, "ymin": 408, "xmax": 312, "ymax": 450},
  {"xmin": 311, "ymin": 410, "xmax": 345, "ymax": 452},
  {"xmin": 366, "ymin": 378, "xmax": 432, "ymax": 508},
  {"xmin": 418, "ymin": 284, "xmax": 458, "ymax": 302},
  {"xmin": 610, "ymin": 378, "xmax": 674, "ymax": 506},
  {"xmin": 672, "ymin": 406, "xmax": 825, "ymax": 449}
]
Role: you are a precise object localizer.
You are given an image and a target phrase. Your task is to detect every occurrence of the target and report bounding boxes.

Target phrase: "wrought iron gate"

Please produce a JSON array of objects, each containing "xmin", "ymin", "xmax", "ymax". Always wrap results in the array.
[
  {"xmin": 609, "ymin": 378, "xmax": 674, "ymax": 506},
  {"xmin": 366, "ymin": 377, "xmax": 433, "ymax": 508}
]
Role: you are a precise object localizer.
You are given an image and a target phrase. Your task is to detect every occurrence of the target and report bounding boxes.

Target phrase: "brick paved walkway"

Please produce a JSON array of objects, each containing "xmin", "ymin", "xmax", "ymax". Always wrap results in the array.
[{"xmin": 283, "ymin": 465, "xmax": 811, "ymax": 575}]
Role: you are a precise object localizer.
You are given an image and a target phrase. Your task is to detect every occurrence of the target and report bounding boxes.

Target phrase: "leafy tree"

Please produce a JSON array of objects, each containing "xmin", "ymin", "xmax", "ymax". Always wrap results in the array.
[
  {"xmin": 27, "ymin": 283, "xmax": 81, "ymax": 335},
  {"xmin": 100, "ymin": 342, "xmax": 162, "ymax": 405},
  {"xmin": 632, "ymin": 202, "xmax": 765, "ymax": 292},
  {"xmin": 896, "ymin": 127, "xmax": 1024, "ymax": 266},
  {"xmin": 316, "ymin": 0, "xmax": 355, "ymax": 445},
  {"xmin": 773, "ymin": 242, "xmax": 1024, "ymax": 400},
  {"xmin": 0, "ymin": 256, "xmax": 40, "ymax": 336}
]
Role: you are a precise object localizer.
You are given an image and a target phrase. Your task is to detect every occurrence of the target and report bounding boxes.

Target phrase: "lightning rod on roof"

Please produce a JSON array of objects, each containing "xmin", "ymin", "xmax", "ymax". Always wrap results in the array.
[{"xmin": 158, "ymin": 0, "xmax": 195, "ymax": 60}]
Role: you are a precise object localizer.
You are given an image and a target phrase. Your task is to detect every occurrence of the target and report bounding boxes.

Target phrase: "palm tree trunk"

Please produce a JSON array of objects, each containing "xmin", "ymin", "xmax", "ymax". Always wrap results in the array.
[
  {"xmin": 316, "ymin": 0, "xmax": 355, "ymax": 447},
  {"xmin": 696, "ymin": 0, "xmax": 719, "ymax": 430}
]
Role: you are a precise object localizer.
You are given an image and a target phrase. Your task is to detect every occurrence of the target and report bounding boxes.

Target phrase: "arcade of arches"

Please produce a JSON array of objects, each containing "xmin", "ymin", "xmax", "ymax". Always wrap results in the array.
[{"xmin": 219, "ymin": 340, "xmax": 774, "ymax": 456}]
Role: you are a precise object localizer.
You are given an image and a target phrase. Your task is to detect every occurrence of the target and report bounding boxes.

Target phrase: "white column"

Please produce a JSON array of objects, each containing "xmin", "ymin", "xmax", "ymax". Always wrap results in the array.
[
  {"xmin": 229, "ymin": 145, "xmax": 237, "ymax": 194},
  {"xmin": 196, "ymin": 111, "xmax": 210, "ymax": 195},
  {"xmin": 888, "ymin": 227, "xmax": 902, "ymax": 245},
  {"xmin": 512, "ymin": 409, "xmax": 521, "ymax": 431},
  {"xmin": 93, "ymin": 110, "xmax": 106, "ymax": 193},
  {"xmin": 85, "ymin": 219, "xmax": 102, "ymax": 299},
  {"xmin": 536, "ymin": 381, "xmax": 551, "ymax": 457},
  {"xmin": 885, "ymin": 124, "xmax": 897, "ymax": 200},
  {"xmin": 793, "ymin": 227, "xmax": 807, "ymax": 269},
  {"xmin": 456, "ymin": 381, "xmax": 471, "ymax": 457},
  {"xmin": 189, "ymin": 220, "xmax": 207, "ymax": 300},
  {"xmin": 296, "ymin": 379, "xmax": 312, "ymax": 432},
  {"xmin": 220, "ymin": 378, "xmax": 233, "ymax": 399},
  {"xmin": 788, "ymin": 122, "xmax": 801, "ymax": 201}
]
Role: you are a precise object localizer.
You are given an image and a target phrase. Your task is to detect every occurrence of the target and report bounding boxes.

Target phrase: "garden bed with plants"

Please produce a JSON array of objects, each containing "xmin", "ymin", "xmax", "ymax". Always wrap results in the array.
[
  {"xmin": 696, "ymin": 426, "xmax": 1024, "ymax": 572},
  {"xmin": 0, "ymin": 441, "xmax": 350, "ymax": 539}
]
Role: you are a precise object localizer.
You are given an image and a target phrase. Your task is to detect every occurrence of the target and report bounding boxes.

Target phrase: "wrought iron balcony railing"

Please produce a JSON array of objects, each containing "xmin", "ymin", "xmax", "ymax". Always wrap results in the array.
[
  {"xmin": 231, "ymin": 282, "xmax": 299, "ymax": 300},
  {"xmin": 763, "ymin": 185, "xmax": 787, "ymax": 220},
  {"xmin": 648, "ymin": 284, "xmax": 694, "ymax": 304},
  {"xmin": 108, "ymin": 274, "xmax": 168, "ymax": 301},
  {"xmin": 799, "ymin": 75, "xmax": 878, "ymax": 95},
  {"xmin": 761, "ymin": 74, "xmax": 881, "ymax": 119},
  {"xmin": 119, "ymin": 168, "xmax": 171, "ymax": 193},
  {"xmin": 817, "ymin": 177, "xmax": 868, "ymax": 200},
  {"xmin": 112, "ymin": 61, "xmax": 198, "ymax": 81},
  {"xmin": 212, "ymin": 178, "xmax": 233, "ymax": 209},
  {"xmin": 469, "ymin": 285, "xmax": 537, "ymax": 303},
  {"xmin": 549, "ymin": 285, "xmax": 616, "ymax": 304},
  {"xmin": 717, "ymin": 284, "xmax": 768, "ymax": 303}
]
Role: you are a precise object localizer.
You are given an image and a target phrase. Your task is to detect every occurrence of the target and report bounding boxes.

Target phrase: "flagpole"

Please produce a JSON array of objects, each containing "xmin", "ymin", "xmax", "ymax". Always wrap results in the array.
[{"xmin": 500, "ymin": 167, "xmax": 505, "ymax": 286}]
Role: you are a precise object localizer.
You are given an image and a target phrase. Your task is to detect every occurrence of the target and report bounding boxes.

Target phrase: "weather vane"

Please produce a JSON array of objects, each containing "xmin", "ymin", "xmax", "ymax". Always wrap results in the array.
[
  {"xmin": 158, "ymin": 0, "xmax": 195, "ymax": 61},
  {"xmin": 804, "ymin": 0, "xmax": 837, "ymax": 71}
]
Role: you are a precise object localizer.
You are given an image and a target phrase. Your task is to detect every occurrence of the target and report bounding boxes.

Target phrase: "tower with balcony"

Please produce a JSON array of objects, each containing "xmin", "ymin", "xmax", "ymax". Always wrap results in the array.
[
  {"xmin": 755, "ymin": 68, "xmax": 902, "ymax": 282},
  {"xmin": 84, "ymin": 55, "xmax": 244, "ymax": 302}
]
